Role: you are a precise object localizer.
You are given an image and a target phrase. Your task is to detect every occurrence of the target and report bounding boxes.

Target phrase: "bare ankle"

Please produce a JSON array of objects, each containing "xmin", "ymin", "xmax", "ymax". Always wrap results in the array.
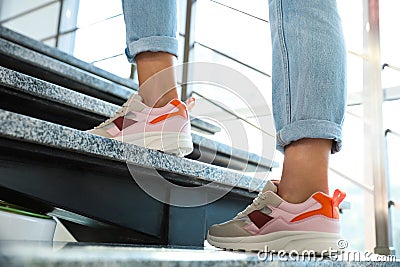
[
  {"xmin": 278, "ymin": 183, "xmax": 329, "ymax": 204},
  {"xmin": 136, "ymin": 51, "xmax": 178, "ymax": 108},
  {"xmin": 277, "ymin": 138, "xmax": 331, "ymax": 203},
  {"xmin": 140, "ymin": 89, "xmax": 178, "ymax": 108}
]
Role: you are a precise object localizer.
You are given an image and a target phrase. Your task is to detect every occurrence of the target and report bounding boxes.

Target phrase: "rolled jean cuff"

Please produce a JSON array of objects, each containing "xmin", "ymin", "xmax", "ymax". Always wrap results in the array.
[
  {"xmin": 125, "ymin": 36, "xmax": 179, "ymax": 63},
  {"xmin": 276, "ymin": 119, "xmax": 343, "ymax": 154}
]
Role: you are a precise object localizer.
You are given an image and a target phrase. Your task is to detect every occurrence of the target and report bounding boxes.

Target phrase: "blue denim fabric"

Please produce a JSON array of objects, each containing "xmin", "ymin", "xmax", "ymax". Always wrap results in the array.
[
  {"xmin": 122, "ymin": 0, "xmax": 178, "ymax": 63},
  {"xmin": 122, "ymin": 0, "xmax": 347, "ymax": 153},
  {"xmin": 269, "ymin": 0, "xmax": 347, "ymax": 153}
]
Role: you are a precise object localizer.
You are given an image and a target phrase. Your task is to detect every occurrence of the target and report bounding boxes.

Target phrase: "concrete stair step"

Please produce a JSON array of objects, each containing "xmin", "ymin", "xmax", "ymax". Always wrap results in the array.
[
  {"xmin": 0, "ymin": 66, "xmax": 277, "ymax": 172},
  {"xmin": 0, "ymin": 38, "xmax": 133, "ymax": 104},
  {"xmin": 0, "ymin": 109, "xmax": 266, "ymax": 246},
  {"xmin": 2, "ymin": 242, "xmax": 396, "ymax": 267},
  {"xmin": 0, "ymin": 26, "xmax": 138, "ymax": 90}
]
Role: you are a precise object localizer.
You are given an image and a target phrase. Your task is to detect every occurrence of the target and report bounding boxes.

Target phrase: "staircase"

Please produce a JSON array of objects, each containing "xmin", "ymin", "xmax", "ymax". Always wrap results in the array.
[{"xmin": 0, "ymin": 26, "xmax": 277, "ymax": 247}]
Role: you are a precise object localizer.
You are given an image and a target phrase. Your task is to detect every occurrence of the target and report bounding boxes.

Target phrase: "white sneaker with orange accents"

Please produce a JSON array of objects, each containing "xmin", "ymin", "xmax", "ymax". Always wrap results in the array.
[
  {"xmin": 207, "ymin": 180, "xmax": 346, "ymax": 253},
  {"xmin": 88, "ymin": 94, "xmax": 193, "ymax": 157}
]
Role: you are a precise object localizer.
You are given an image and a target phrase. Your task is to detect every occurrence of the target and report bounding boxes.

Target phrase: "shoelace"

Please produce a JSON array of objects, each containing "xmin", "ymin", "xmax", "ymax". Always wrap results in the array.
[
  {"xmin": 237, "ymin": 192, "xmax": 266, "ymax": 217},
  {"xmin": 94, "ymin": 97, "xmax": 194, "ymax": 129}
]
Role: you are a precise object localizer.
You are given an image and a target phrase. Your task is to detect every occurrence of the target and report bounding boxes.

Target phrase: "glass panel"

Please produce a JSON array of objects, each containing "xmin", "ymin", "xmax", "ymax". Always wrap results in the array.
[
  {"xmin": 337, "ymin": 0, "xmax": 364, "ymax": 94},
  {"xmin": 346, "ymin": 55, "xmax": 364, "ymax": 94},
  {"xmin": 382, "ymin": 68, "xmax": 400, "ymax": 90},
  {"xmin": 390, "ymin": 207, "xmax": 400, "ymax": 257},
  {"xmin": 384, "ymin": 101, "xmax": 400, "ymax": 201},
  {"xmin": 337, "ymin": 0, "xmax": 364, "ymax": 55},
  {"xmin": 192, "ymin": 43, "xmax": 272, "ymax": 115},
  {"xmin": 188, "ymin": 44, "xmax": 274, "ymax": 158},
  {"xmin": 0, "ymin": 0, "xmax": 54, "ymax": 21},
  {"xmin": 43, "ymin": 37, "xmax": 56, "ymax": 47},
  {"xmin": 331, "ymin": 106, "xmax": 365, "ymax": 185},
  {"xmin": 380, "ymin": 0, "xmax": 400, "ymax": 89},
  {"xmin": 2, "ymin": 2, "xmax": 60, "ymax": 41},
  {"xmin": 332, "ymin": 105, "xmax": 369, "ymax": 251},
  {"xmin": 329, "ymin": 104, "xmax": 370, "ymax": 252},
  {"xmin": 93, "ymin": 54, "xmax": 132, "ymax": 80},
  {"xmin": 385, "ymin": 112, "xmax": 400, "ymax": 257},
  {"xmin": 384, "ymin": 100, "xmax": 400, "ymax": 134},
  {"xmin": 178, "ymin": 0, "xmax": 187, "ymax": 35},
  {"xmin": 76, "ymin": 0, "xmax": 122, "ymax": 27},
  {"xmin": 195, "ymin": 0, "xmax": 271, "ymax": 75},
  {"xmin": 73, "ymin": 15, "xmax": 126, "ymax": 63},
  {"xmin": 177, "ymin": 35, "xmax": 185, "ymax": 65},
  {"xmin": 328, "ymin": 172, "xmax": 369, "ymax": 252}
]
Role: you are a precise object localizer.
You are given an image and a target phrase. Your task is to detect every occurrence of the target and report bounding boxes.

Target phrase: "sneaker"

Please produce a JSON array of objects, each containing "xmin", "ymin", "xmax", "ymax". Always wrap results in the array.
[
  {"xmin": 87, "ymin": 94, "xmax": 193, "ymax": 157},
  {"xmin": 207, "ymin": 180, "xmax": 346, "ymax": 253}
]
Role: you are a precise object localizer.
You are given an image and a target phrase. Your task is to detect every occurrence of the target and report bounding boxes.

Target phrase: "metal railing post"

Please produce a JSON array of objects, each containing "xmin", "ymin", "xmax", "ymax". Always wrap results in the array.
[
  {"xmin": 181, "ymin": 0, "xmax": 197, "ymax": 101},
  {"xmin": 363, "ymin": 0, "xmax": 395, "ymax": 255},
  {"xmin": 55, "ymin": 0, "xmax": 64, "ymax": 48}
]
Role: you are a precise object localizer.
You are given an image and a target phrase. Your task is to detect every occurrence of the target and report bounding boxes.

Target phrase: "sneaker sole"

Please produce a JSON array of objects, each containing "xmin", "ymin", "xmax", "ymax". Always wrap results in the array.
[
  {"xmin": 207, "ymin": 230, "xmax": 342, "ymax": 254},
  {"xmin": 114, "ymin": 132, "xmax": 193, "ymax": 157}
]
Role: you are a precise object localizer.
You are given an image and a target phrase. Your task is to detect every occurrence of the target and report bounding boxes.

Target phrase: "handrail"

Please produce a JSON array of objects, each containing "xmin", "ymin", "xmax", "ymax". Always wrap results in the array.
[
  {"xmin": 40, "ymin": 13, "xmax": 123, "ymax": 43},
  {"xmin": 0, "ymin": 0, "xmax": 60, "ymax": 25},
  {"xmin": 383, "ymin": 63, "xmax": 400, "ymax": 72},
  {"xmin": 385, "ymin": 129, "xmax": 400, "ymax": 138},
  {"xmin": 194, "ymin": 41, "xmax": 272, "ymax": 77},
  {"xmin": 348, "ymin": 50, "xmax": 400, "ymax": 72},
  {"xmin": 209, "ymin": 0, "xmax": 269, "ymax": 23},
  {"xmin": 329, "ymin": 167, "xmax": 374, "ymax": 193},
  {"xmin": 179, "ymin": 32, "xmax": 271, "ymax": 78},
  {"xmin": 346, "ymin": 110, "xmax": 363, "ymax": 119},
  {"xmin": 192, "ymin": 90, "xmax": 275, "ymax": 138},
  {"xmin": 348, "ymin": 50, "xmax": 368, "ymax": 60},
  {"xmin": 90, "ymin": 53, "xmax": 124, "ymax": 64}
]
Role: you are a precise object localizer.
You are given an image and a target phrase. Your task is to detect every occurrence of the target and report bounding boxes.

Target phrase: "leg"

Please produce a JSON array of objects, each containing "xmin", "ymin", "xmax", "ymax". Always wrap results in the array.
[
  {"xmin": 269, "ymin": 0, "xmax": 347, "ymax": 203},
  {"xmin": 122, "ymin": 0, "xmax": 179, "ymax": 108},
  {"xmin": 89, "ymin": 0, "xmax": 193, "ymax": 156},
  {"xmin": 136, "ymin": 52, "xmax": 178, "ymax": 107},
  {"xmin": 279, "ymin": 138, "xmax": 331, "ymax": 203},
  {"xmin": 206, "ymin": 0, "xmax": 347, "ymax": 252}
]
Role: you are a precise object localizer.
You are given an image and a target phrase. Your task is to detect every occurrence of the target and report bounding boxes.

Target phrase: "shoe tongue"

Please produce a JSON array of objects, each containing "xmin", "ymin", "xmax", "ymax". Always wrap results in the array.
[
  {"xmin": 126, "ymin": 94, "xmax": 146, "ymax": 112},
  {"xmin": 132, "ymin": 94, "xmax": 143, "ymax": 102},
  {"xmin": 124, "ymin": 94, "xmax": 142, "ymax": 107},
  {"xmin": 262, "ymin": 180, "xmax": 278, "ymax": 193}
]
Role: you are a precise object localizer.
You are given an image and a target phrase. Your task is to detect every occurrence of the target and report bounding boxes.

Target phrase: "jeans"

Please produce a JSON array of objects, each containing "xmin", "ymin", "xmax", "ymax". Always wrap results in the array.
[
  {"xmin": 121, "ymin": 0, "xmax": 178, "ymax": 63},
  {"xmin": 122, "ymin": 0, "xmax": 347, "ymax": 153}
]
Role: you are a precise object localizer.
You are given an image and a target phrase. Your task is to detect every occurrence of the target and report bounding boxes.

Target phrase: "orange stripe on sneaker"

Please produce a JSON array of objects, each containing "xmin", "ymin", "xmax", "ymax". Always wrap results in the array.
[
  {"xmin": 150, "ymin": 99, "xmax": 188, "ymax": 124},
  {"xmin": 332, "ymin": 189, "xmax": 346, "ymax": 219},
  {"xmin": 186, "ymin": 97, "xmax": 196, "ymax": 111},
  {"xmin": 291, "ymin": 190, "xmax": 346, "ymax": 222}
]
